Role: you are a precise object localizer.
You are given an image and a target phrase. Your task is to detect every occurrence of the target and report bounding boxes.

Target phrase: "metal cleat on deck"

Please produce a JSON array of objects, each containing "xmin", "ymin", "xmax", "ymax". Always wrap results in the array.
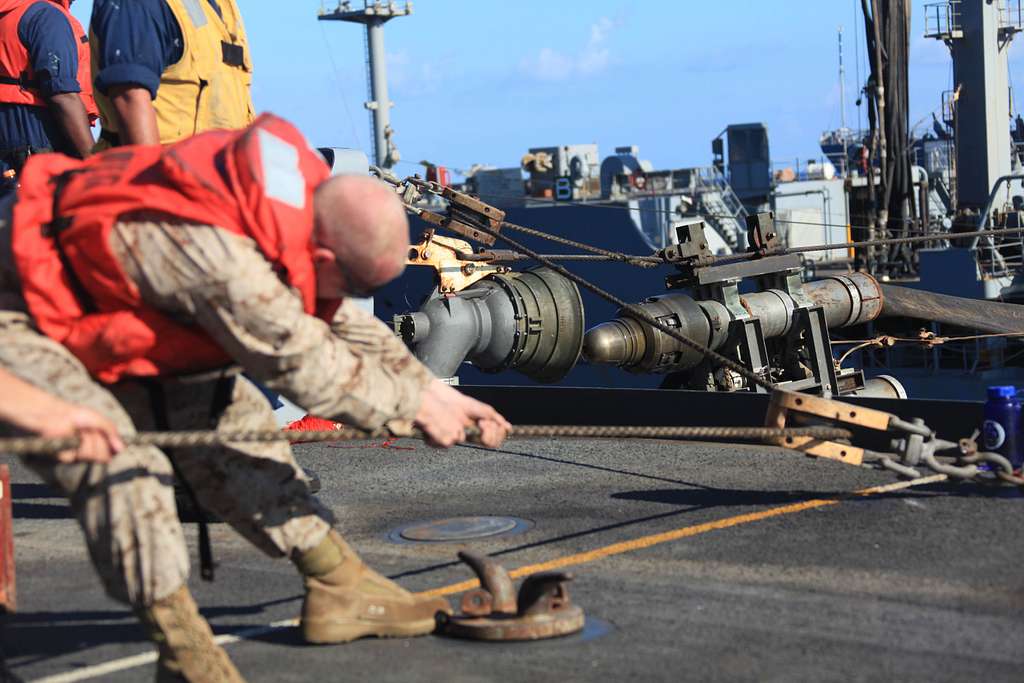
[{"xmin": 440, "ymin": 551, "xmax": 585, "ymax": 642}]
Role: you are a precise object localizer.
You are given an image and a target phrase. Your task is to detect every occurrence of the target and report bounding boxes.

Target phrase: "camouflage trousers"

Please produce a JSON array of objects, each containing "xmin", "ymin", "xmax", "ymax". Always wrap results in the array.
[{"xmin": 0, "ymin": 312, "xmax": 334, "ymax": 607}]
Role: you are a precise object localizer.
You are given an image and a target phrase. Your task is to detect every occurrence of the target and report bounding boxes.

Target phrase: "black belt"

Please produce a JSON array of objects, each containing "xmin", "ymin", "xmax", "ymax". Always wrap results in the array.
[
  {"xmin": 0, "ymin": 146, "xmax": 52, "ymax": 174},
  {"xmin": 0, "ymin": 73, "xmax": 39, "ymax": 91},
  {"xmin": 42, "ymin": 171, "xmax": 97, "ymax": 314},
  {"xmin": 142, "ymin": 375, "xmax": 236, "ymax": 583},
  {"xmin": 99, "ymin": 129, "xmax": 121, "ymax": 147},
  {"xmin": 0, "ymin": 189, "xmax": 14, "ymax": 221}
]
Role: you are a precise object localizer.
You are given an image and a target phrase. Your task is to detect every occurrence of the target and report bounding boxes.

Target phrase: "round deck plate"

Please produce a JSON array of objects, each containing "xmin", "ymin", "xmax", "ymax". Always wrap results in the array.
[{"xmin": 391, "ymin": 516, "xmax": 531, "ymax": 543}]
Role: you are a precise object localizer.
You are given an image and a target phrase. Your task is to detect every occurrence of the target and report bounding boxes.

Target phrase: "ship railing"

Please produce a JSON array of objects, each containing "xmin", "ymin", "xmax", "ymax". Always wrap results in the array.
[
  {"xmin": 696, "ymin": 167, "xmax": 747, "ymax": 217},
  {"xmin": 924, "ymin": 1, "xmax": 963, "ymax": 40},
  {"xmin": 1001, "ymin": 0, "xmax": 1024, "ymax": 35},
  {"xmin": 975, "ymin": 238, "xmax": 1023, "ymax": 278},
  {"xmin": 971, "ymin": 173, "xmax": 1024, "ymax": 278}
]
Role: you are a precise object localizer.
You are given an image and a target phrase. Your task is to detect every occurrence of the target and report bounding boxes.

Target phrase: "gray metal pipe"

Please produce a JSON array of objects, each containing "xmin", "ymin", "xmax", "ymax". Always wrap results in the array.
[
  {"xmin": 804, "ymin": 272, "xmax": 884, "ymax": 328},
  {"xmin": 847, "ymin": 375, "xmax": 908, "ymax": 400},
  {"xmin": 401, "ymin": 294, "xmax": 498, "ymax": 380},
  {"xmin": 584, "ymin": 273, "xmax": 884, "ymax": 373},
  {"xmin": 366, "ymin": 20, "xmax": 391, "ymax": 168},
  {"xmin": 584, "ymin": 269, "xmax": 1023, "ymax": 377},
  {"xmin": 398, "ymin": 268, "xmax": 586, "ymax": 383}
]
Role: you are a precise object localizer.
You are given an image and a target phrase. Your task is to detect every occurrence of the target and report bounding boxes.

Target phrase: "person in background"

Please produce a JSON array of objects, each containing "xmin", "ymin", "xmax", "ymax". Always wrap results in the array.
[
  {"xmin": 90, "ymin": 0, "xmax": 254, "ymax": 148},
  {"xmin": 0, "ymin": 0, "xmax": 96, "ymax": 183}
]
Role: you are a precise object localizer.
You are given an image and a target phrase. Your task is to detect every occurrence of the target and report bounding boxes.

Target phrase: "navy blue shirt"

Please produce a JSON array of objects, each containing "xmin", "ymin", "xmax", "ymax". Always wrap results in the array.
[
  {"xmin": 91, "ymin": 0, "xmax": 222, "ymax": 100},
  {"xmin": 0, "ymin": 1, "xmax": 83, "ymax": 156}
]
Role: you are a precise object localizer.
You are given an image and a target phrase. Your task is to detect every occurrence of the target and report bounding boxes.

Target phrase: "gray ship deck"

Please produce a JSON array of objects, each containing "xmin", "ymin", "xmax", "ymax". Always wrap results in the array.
[{"xmin": 4, "ymin": 433, "xmax": 1024, "ymax": 682}]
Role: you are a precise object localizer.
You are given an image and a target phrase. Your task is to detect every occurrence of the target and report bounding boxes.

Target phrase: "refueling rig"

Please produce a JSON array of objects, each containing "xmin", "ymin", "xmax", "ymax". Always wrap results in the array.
[
  {"xmin": 387, "ymin": 175, "xmax": 1002, "ymax": 401},
  {"xmin": 579, "ymin": 216, "xmax": 895, "ymax": 398}
]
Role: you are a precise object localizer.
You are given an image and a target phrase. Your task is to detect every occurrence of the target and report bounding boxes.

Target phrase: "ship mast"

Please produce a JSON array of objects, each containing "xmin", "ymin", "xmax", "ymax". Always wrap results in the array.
[
  {"xmin": 839, "ymin": 25, "xmax": 848, "ymax": 177},
  {"xmin": 318, "ymin": 1, "xmax": 412, "ymax": 169},
  {"xmin": 925, "ymin": 0, "xmax": 1022, "ymax": 213}
]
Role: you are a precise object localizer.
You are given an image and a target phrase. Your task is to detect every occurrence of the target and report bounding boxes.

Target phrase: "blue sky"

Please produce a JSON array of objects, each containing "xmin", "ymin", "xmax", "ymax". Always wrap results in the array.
[{"xmin": 71, "ymin": 1, "xmax": 1024, "ymax": 174}]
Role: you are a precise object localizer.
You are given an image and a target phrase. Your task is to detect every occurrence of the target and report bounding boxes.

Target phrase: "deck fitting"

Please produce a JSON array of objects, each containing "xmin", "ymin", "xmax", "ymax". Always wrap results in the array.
[
  {"xmin": 390, "ymin": 516, "xmax": 531, "ymax": 543},
  {"xmin": 440, "ymin": 551, "xmax": 585, "ymax": 642}
]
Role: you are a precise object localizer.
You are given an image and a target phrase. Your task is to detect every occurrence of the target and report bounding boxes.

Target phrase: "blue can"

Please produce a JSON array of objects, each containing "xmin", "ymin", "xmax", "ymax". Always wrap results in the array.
[{"xmin": 981, "ymin": 385, "xmax": 1023, "ymax": 469}]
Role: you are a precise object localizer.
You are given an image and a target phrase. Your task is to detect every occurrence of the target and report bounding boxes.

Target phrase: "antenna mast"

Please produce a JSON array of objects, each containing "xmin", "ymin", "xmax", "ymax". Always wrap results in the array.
[
  {"xmin": 839, "ymin": 25, "xmax": 848, "ymax": 177},
  {"xmin": 319, "ymin": 1, "xmax": 413, "ymax": 169}
]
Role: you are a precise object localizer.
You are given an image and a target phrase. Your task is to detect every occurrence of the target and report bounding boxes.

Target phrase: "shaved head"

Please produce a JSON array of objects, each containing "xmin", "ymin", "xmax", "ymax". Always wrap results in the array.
[{"xmin": 312, "ymin": 175, "xmax": 409, "ymax": 294}]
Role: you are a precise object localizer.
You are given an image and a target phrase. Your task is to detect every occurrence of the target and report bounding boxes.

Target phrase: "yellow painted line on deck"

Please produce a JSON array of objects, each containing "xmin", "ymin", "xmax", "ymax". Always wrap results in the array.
[
  {"xmin": 29, "ymin": 473, "xmax": 946, "ymax": 683},
  {"xmin": 417, "ymin": 474, "xmax": 948, "ymax": 598}
]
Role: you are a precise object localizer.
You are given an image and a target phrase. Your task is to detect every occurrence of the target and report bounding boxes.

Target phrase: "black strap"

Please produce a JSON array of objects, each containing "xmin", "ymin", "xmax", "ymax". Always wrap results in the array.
[
  {"xmin": 0, "ymin": 146, "xmax": 51, "ymax": 175},
  {"xmin": 221, "ymin": 41, "xmax": 245, "ymax": 68},
  {"xmin": 196, "ymin": 510, "xmax": 215, "ymax": 582},
  {"xmin": 209, "ymin": 375, "xmax": 235, "ymax": 421},
  {"xmin": 99, "ymin": 129, "xmax": 121, "ymax": 147},
  {"xmin": 44, "ymin": 171, "xmax": 100, "ymax": 314},
  {"xmin": 0, "ymin": 71, "xmax": 39, "ymax": 90},
  {"xmin": 199, "ymin": 375, "xmax": 234, "ymax": 582},
  {"xmin": 142, "ymin": 379, "xmax": 219, "ymax": 583}
]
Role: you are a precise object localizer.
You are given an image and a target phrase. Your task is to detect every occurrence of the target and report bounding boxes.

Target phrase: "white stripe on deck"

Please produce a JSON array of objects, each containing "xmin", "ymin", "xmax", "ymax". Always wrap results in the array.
[
  {"xmin": 27, "ymin": 474, "xmax": 945, "ymax": 682},
  {"xmin": 30, "ymin": 619, "xmax": 299, "ymax": 683}
]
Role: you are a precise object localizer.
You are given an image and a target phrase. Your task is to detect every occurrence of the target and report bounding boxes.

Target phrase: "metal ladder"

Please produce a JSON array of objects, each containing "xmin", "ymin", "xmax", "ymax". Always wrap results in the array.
[{"xmin": 695, "ymin": 167, "xmax": 748, "ymax": 250}]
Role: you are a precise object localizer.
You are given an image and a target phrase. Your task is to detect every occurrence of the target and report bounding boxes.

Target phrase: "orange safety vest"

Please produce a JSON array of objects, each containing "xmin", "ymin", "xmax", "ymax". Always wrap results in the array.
[
  {"xmin": 0, "ymin": 0, "xmax": 97, "ymax": 120},
  {"xmin": 11, "ymin": 113, "xmax": 331, "ymax": 383}
]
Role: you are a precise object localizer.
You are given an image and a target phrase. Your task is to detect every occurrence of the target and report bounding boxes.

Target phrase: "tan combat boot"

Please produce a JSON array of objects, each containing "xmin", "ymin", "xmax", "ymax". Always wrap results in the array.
[
  {"xmin": 296, "ymin": 530, "xmax": 451, "ymax": 644},
  {"xmin": 135, "ymin": 586, "xmax": 245, "ymax": 683}
]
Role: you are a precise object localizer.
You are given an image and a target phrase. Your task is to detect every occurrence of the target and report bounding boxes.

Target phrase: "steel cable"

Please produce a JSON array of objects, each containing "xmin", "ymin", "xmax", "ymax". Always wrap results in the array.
[{"xmin": 500, "ymin": 220, "xmax": 662, "ymax": 268}]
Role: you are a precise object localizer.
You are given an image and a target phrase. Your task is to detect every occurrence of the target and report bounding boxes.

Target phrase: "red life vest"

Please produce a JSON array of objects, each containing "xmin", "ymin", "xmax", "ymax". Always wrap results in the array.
[
  {"xmin": 11, "ymin": 113, "xmax": 332, "ymax": 383},
  {"xmin": 0, "ymin": 0, "xmax": 98, "ymax": 122}
]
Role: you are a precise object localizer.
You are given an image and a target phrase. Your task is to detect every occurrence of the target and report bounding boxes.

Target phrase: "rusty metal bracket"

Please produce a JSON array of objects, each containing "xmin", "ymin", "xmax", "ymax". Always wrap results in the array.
[
  {"xmin": 662, "ymin": 217, "xmax": 801, "ymax": 291},
  {"xmin": 415, "ymin": 185, "xmax": 506, "ymax": 247},
  {"xmin": 746, "ymin": 212, "xmax": 782, "ymax": 257},
  {"xmin": 406, "ymin": 234, "xmax": 506, "ymax": 294},
  {"xmin": 764, "ymin": 389, "xmax": 934, "ymax": 468},
  {"xmin": 440, "ymin": 551, "xmax": 585, "ymax": 641},
  {"xmin": 1, "ymin": 465, "xmax": 14, "ymax": 613},
  {"xmin": 660, "ymin": 221, "xmax": 716, "ymax": 268}
]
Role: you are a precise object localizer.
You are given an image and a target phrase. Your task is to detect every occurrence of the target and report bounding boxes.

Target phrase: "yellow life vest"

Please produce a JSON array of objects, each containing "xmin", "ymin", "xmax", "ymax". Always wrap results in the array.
[{"xmin": 92, "ymin": 0, "xmax": 255, "ymax": 145}]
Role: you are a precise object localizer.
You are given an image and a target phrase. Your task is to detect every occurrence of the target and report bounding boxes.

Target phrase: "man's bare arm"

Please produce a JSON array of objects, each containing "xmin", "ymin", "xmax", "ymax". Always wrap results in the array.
[
  {"xmin": 108, "ymin": 85, "xmax": 159, "ymax": 145},
  {"xmin": 46, "ymin": 92, "xmax": 94, "ymax": 158},
  {"xmin": 0, "ymin": 367, "xmax": 123, "ymax": 462}
]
